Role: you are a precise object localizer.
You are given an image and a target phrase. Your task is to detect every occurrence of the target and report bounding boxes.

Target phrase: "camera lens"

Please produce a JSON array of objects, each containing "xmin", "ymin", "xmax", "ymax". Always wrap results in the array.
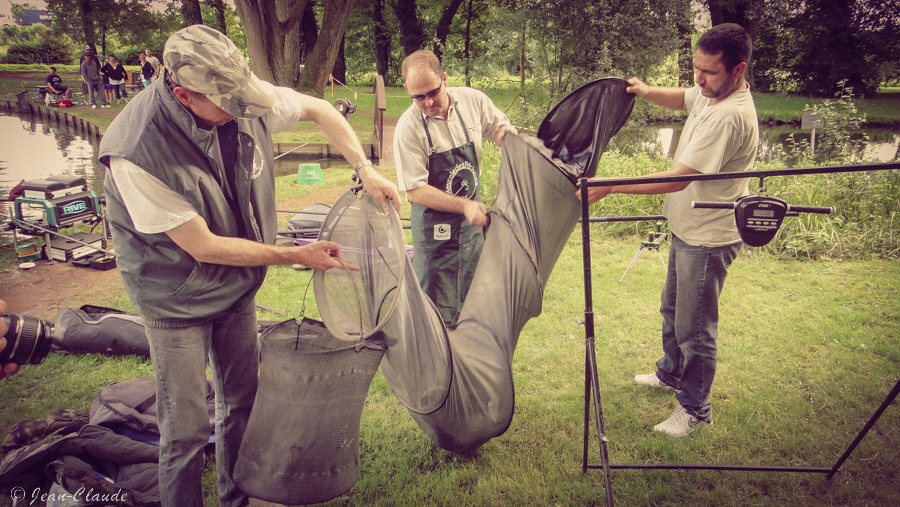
[{"xmin": 1, "ymin": 314, "xmax": 55, "ymax": 365}]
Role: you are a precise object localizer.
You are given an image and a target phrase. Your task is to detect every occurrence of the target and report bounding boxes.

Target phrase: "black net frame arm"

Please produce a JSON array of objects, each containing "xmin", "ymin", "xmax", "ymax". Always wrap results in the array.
[{"xmin": 578, "ymin": 161, "xmax": 900, "ymax": 507}]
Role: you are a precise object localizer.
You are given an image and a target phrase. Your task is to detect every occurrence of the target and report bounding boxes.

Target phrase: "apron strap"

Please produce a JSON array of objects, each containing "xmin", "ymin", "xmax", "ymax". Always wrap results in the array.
[{"xmin": 420, "ymin": 105, "xmax": 472, "ymax": 155}]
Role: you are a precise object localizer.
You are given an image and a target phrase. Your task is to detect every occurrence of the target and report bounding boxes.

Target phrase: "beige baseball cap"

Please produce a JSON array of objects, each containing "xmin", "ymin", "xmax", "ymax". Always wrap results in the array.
[{"xmin": 164, "ymin": 25, "xmax": 275, "ymax": 119}]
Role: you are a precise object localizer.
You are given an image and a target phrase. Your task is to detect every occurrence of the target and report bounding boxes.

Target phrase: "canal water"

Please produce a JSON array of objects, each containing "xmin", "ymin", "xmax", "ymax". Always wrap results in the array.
[{"xmin": 2, "ymin": 110, "xmax": 898, "ymax": 201}]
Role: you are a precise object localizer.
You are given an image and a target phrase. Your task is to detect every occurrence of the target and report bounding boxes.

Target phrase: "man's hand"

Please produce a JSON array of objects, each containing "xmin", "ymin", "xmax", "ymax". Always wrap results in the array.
[
  {"xmin": 298, "ymin": 241, "xmax": 359, "ymax": 271},
  {"xmin": 463, "ymin": 200, "xmax": 489, "ymax": 226},
  {"xmin": 357, "ymin": 165, "xmax": 402, "ymax": 214},
  {"xmin": 626, "ymin": 77, "xmax": 650, "ymax": 98},
  {"xmin": 0, "ymin": 299, "xmax": 20, "ymax": 380},
  {"xmin": 575, "ymin": 179, "xmax": 613, "ymax": 204},
  {"xmin": 493, "ymin": 125, "xmax": 518, "ymax": 146}
]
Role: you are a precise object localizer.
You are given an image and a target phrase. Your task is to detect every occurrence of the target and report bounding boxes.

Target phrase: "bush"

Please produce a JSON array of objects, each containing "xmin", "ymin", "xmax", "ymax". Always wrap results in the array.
[{"xmin": 1, "ymin": 38, "xmax": 71, "ymax": 64}]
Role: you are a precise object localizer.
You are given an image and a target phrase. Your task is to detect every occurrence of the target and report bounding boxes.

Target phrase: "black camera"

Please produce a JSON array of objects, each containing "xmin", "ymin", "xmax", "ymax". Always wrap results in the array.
[{"xmin": 1, "ymin": 314, "xmax": 57, "ymax": 365}]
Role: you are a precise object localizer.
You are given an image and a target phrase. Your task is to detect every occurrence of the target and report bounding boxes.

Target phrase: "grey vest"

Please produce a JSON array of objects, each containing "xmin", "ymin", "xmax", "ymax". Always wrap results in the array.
[{"xmin": 99, "ymin": 78, "xmax": 277, "ymax": 324}]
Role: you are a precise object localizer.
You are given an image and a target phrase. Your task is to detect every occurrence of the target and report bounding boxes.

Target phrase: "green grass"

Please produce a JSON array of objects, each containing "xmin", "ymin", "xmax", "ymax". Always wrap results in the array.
[
  {"xmin": 1, "ymin": 65, "xmax": 898, "ymax": 504},
  {"xmin": 1, "ymin": 166, "xmax": 898, "ymax": 506}
]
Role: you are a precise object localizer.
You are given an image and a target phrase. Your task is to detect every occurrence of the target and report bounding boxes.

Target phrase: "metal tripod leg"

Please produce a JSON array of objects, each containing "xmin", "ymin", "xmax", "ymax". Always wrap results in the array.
[
  {"xmin": 656, "ymin": 247, "xmax": 667, "ymax": 271},
  {"xmin": 619, "ymin": 246, "xmax": 646, "ymax": 282}
]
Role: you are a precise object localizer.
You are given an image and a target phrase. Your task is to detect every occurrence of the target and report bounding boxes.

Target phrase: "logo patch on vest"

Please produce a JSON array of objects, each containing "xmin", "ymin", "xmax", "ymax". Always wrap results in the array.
[
  {"xmin": 251, "ymin": 143, "xmax": 265, "ymax": 179},
  {"xmin": 445, "ymin": 161, "xmax": 478, "ymax": 199},
  {"xmin": 433, "ymin": 224, "xmax": 451, "ymax": 241}
]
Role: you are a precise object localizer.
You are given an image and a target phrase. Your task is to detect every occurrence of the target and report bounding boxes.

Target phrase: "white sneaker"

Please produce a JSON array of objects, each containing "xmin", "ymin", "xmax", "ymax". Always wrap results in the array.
[
  {"xmin": 653, "ymin": 405, "xmax": 712, "ymax": 438},
  {"xmin": 634, "ymin": 373, "xmax": 678, "ymax": 391},
  {"xmin": 91, "ymin": 104, "xmax": 97, "ymax": 109}
]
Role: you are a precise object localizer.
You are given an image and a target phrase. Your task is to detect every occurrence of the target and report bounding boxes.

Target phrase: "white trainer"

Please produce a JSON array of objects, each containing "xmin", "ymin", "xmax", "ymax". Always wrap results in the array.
[
  {"xmin": 634, "ymin": 373, "xmax": 678, "ymax": 391},
  {"xmin": 653, "ymin": 405, "xmax": 712, "ymax": 438}
]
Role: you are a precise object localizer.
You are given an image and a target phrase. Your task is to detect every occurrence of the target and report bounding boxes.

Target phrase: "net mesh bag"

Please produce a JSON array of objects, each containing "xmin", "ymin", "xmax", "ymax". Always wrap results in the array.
[
  {"xmin": 234, "ymin": 318, "xmax": 385, "ymax": 504},
  {"xmin": 314, "ymin": 189, "xmax": 451, "ymax": 414},
  {"xmin": 312, "ymin": 78, "xmax": 634, "ymax": 453}
]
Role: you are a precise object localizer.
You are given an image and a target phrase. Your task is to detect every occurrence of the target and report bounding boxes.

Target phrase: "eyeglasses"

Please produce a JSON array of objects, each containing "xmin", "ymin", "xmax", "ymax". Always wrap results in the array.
[{"xmin": 408, "ymin": 82, "xmax": 443, "ymax": 102}]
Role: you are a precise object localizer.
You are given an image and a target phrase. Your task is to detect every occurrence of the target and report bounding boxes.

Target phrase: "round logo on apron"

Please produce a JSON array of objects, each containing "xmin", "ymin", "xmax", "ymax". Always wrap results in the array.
[{"xmin": 445, "ymin": 161, "xmax": 478, "ymax": 199}]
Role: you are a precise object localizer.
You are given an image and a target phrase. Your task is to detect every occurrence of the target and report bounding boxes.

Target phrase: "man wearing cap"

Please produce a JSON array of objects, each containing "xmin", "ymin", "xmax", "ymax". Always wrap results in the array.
[
  {"xmin": 79, "ymin": 45, "xmax": 100, "ymax": 105},
  {"xmin": 99, "ymin": 26, "xmax": 400, "ymax": 507}
]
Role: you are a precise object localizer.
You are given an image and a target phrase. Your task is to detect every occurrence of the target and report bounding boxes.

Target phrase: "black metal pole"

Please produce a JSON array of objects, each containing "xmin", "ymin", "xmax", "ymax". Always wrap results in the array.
[
  {"xmin": 827, "ymin": 377, "xmax": 900, "ymax": 480},
  {"xmin": 580, "ymin": 179, "xmax": 615, "ymax": 507}
]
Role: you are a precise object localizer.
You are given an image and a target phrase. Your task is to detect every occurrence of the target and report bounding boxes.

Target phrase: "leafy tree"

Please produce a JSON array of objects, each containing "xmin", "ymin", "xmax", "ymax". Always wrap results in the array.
[
  {"xmin": 392, "ymin": 0, "xmax": 425, "ymax": 56},
  {"xmin": 46, "ymin": 0, "xmax": 177, "ymax": 59},
  {"xmin": 753, "ymin": 0, "xmax": 899, "ymax": 97},
  {"xmin": 181, "ymin": 0, "xmax": 203, "ymax": 27}
]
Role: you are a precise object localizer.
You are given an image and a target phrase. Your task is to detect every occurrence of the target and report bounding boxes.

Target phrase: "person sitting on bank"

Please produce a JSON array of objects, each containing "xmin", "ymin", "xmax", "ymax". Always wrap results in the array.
[{"xmin": 45, "ymin": 67, "xmax": 73, "ymax": 102}]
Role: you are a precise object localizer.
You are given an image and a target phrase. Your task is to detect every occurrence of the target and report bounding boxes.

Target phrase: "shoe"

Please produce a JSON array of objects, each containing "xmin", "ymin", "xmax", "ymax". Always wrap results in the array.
[
  {"xmin": 653, "ymin": 405, "xmax": 712, "ymax": 438},
  {"xmin": 92, "ymin": 104, "xmax": 97, "ymax": 109},
  {"xmin": 634, "ymin": 373, "xmax": 679, "ymax": 391}
]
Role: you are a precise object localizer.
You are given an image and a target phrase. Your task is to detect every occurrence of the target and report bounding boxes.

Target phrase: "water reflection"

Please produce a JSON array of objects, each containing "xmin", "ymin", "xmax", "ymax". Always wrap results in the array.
[
  {"xmin": 0, "ymin": 111, "xmax": 351, "ymax": 199},
  {"xmin": 2, "ymin": 111, "xmax": 897, "ymax": 202},
  {"xmin": 0, "ymin": 113, "xmax": 103, "ymax": 198}
]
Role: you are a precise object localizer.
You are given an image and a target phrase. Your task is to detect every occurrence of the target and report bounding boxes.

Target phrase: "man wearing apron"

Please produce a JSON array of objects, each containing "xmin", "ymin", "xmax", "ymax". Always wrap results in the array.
[{"xmin": 394, "ymin": 50, "xmax": 517, "ymax": 328}]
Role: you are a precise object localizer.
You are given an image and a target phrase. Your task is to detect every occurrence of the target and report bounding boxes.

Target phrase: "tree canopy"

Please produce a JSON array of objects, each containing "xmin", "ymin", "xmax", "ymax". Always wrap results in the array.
[{"xmin": 24, "ymin": 0, "xmax": 900, "ymax": 99}]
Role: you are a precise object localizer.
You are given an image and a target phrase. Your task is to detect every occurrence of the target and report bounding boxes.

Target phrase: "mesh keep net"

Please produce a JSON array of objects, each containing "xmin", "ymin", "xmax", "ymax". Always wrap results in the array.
[{"xmin": 313, "ymin": 77, "xmax": 635, "ymax": 452}]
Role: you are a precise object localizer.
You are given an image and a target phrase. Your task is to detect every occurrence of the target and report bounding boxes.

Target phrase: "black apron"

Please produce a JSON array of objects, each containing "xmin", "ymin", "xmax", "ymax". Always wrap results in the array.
[{"xmin": 410, "ymin": 107, "xmax": 485, "ymax": 328}]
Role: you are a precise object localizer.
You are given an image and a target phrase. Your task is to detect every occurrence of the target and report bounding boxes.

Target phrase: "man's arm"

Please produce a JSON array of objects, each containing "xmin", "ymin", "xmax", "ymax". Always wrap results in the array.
[
  {"xmin": 626, "ymin": 77, "xmax": 686, "ymax": 111},
  {"xmin": 165, "ymin": 215, "xmax": 356, "ymax": 271},
  {"xmin": 406, "ymin": 185, "xmax": 488, "ymax": 226},
  {"xmin": 579, "ymin": 163, "xmax": 700, "ymax": 204},
  {"xmin": 296, "ymin": 94, "xmax": 401, "ymax": 213}
]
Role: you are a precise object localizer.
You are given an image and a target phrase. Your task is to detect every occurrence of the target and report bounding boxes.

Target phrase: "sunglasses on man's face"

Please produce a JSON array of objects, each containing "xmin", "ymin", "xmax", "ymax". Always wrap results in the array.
[{"xmin": 409, "ymin": 82, "xmax": 443, "ymax": 102}]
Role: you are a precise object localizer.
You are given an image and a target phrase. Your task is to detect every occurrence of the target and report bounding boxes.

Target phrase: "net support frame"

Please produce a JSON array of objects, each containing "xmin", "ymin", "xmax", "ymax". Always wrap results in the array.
[{"xmin": 577, "ymin": 161, "xmax": 900, "ymax": 507}]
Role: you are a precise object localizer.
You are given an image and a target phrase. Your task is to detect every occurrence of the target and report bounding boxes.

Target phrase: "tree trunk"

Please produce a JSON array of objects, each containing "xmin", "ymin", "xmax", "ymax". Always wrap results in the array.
[
  {"xmin": 392, "ymin": 0, "xmax": 426, "ymax": 56},
  {"xmin": 234, "ymin": 0, "xmax": 308, "ymax": 87},
  {"xmin": 433, "ymin": 0, "xmax": 466, "ymax": 62},
  {"xmin": 518, "ymin": 20, "xmax": 525, "ymax": 95},
  {"xmin": 205, "ymin": 0, "xmax": 228, "ymax": 34},
  {"xmin": 333, "ymin": 36, "xmax": 347, "ymax": 84},
  {"xmin": 300, "ymin": 0, "xmax": 318, "ymax": 63},
  {"xmin": 676, "ymin": 0, "xmax": 693, "ymax": 86},
  {"xmin": 78, "ymin": 0, "xmax": 96, "ymax": 50},
  {"xmin": 297, "ymin": 0, "xmax": 358, "ymax": 95},
  {"xmin": 182, "ymin": 0, "xmax": 204, "ymax": 27},
  {"xmin": 373, "ymin": 0, "xmax": 391, "ymax": 80},
  {"xmin": 463, "ymin": 0, "xmax": 473, "ymax": 86}
]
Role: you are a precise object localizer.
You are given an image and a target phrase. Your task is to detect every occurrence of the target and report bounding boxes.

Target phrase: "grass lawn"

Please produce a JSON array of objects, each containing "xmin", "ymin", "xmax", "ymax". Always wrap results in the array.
[
  {"xmin": 0, "ymin": 66, "xmax": 898, "ymax": 505},
  {"xmin": 1, "ymin": 166, "xmax": 897, "ymax": 506}
]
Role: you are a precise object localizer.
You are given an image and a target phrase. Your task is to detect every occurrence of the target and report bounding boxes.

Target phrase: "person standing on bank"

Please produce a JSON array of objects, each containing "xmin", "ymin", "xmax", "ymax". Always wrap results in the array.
[
  {"xmin": 80, "ymin": 50, "xmax": 108, "ymax": 109},
  {"xmin": 79, "ymin": 45, "xmax": 100, "ymax": 105},
  {"xmin": 101, "ymin": 54, "xmax": 129, "ymax": 105},
  {"xmin": 144, "ymin": 48, "xmax": 161, "ymax": 83},
  {"xmin": 393, "ymin": 50, "xmax": 517, "ymax": 328},
  {"xmin": 138, "ymin": 52, "xmax": 154, "ymax": 89},
  {"xmin": 579, "ymin": 23, "xmax": 758, "ymax": 438},
  {"xmin": 99, "ymin": 26, "xmax": 400, "ymax": 507}
]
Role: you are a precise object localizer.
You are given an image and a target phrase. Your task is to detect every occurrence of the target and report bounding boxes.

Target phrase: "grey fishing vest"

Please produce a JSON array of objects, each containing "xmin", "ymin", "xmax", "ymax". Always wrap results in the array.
[{"xmin": 99, "ymin": 78, "xmax": 277, "ymax": 324}]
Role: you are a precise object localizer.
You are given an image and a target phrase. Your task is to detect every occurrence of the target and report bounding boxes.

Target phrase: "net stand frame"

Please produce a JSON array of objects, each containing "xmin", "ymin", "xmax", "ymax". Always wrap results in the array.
[{"xmin": 576, "ymin": 161, "xmax": 900, "ymax": 507}]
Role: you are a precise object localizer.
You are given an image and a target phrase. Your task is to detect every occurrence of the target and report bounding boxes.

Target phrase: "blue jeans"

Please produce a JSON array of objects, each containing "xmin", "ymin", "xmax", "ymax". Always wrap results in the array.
[
  {"xmin": 654, "ymin": 234, "xmax": 741, "ymax": 421},
  {"xmin": 145, "ymin": 295, "xmax": 259, "ymax": 507}
]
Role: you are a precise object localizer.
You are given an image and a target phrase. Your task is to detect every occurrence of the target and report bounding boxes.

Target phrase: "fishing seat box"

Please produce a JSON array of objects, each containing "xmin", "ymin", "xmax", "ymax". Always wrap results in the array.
[{"xmin": 48, "ymin": 232, "xmax": 103, "ymax": 262}]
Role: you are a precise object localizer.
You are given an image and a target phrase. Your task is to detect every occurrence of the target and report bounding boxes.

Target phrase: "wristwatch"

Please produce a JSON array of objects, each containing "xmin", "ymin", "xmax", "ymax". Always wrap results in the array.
[{"xmin": 353, "ymin": 159, "xmax": 373, "ymax": 175}]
